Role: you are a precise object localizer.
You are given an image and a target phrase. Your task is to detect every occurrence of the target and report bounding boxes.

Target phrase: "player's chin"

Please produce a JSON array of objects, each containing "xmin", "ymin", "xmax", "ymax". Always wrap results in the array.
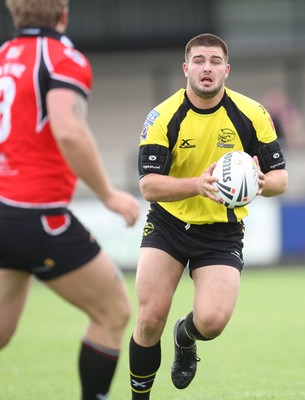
[{"xmin": 198, "ymin": 86, "xmax": 218, "ymax": 99}]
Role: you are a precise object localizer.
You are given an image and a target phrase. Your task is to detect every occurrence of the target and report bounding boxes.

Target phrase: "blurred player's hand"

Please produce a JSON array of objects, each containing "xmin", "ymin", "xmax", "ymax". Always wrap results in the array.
[{"xmin": 103, "ymin": 189, "xmax": 141, "ymax": 226}]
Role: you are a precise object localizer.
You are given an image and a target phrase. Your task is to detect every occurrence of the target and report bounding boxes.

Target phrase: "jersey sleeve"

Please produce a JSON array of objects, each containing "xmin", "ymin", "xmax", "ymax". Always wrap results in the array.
[
  {"xmin": 47, "ymin": 40, "xmax": 92, "ymax": 98},
  {"xmin": 252, "ymin": 102, "xmax": 278, "ymax": 143},
  {"xmin": 252, "ymin": 102, "xmax": 286, "ymax": 172},
  {"xmin": 139, "ymin": 108, "xmax": 170, "ymax": 147}
]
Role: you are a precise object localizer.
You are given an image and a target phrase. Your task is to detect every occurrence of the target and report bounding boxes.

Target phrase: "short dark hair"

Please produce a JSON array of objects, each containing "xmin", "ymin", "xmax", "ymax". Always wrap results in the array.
[{"xmin": 185, "ymin": 33, "xmax": 229, "ymax": 63}]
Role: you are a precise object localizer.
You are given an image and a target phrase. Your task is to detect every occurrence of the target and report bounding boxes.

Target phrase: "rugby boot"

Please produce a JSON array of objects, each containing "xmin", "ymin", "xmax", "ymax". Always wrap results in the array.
[{"xmin": 171, "ymin": 317, "xmax": 201, "ymax": 389}]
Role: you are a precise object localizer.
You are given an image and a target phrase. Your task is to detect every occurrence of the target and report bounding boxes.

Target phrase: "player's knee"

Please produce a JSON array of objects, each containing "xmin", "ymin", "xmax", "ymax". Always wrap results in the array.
[
  {"xmin": 118, "ymin": 298, "xmax": 132, "ymax": 329},
  {"xmin": 109, "ymin": 295, "xmax": 131, "ymax": 331},
  {"xmin": 138, "ymin": 312, "xmax": 166, "ymax": 342},
  {"xmin": 196, "ymin": 311, "xmax": 228, "ymax": 339},
  {"xmin": 88, "ymin": 288, "xmax": 131, "ymax": 336},
  {"xmin": 141, "ymin": 315, "xmax": 163, "ymax": 332}
]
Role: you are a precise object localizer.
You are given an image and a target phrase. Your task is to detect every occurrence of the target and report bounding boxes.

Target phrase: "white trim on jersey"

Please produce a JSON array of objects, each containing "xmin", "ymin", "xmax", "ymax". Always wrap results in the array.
[
  {"xmin": 50, "ymin": 72, "xmax": 91, "ymax": 97},
  {"xmin": 0, "ymin": 194, "xmax": 68, "ymax": 209},
  {"xmin": 42, "ymin": 36, "xmax": 90, "ymax": 98},
  {"xmin": 33, "ymin": 37, "xmax": 48, "ymax": 133}
]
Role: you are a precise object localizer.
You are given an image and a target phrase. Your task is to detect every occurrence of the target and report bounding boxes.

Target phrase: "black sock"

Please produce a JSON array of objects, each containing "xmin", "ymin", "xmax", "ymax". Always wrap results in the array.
[
  {"xmin": 177, "ymin": 312, "xmax": 212, "ymax": 347},
  {"xmin": 79, "ymin": 337, "xmax": 119, "ymax": 400},
  {"xmin": 129, "ymin": 336, "xmax": 161, "ymax": 400}
]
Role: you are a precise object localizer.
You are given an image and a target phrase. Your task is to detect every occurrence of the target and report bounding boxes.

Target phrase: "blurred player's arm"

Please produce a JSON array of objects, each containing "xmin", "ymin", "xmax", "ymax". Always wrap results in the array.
[{"xmin": 47, "ymin": 88, "xmax": 140, "ymax": 226}]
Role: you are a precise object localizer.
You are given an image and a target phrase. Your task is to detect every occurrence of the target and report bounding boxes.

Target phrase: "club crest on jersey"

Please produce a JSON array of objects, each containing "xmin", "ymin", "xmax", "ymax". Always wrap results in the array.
[{"xmin": 217, "ymin": 128, "xmax": 235, "ymax": 149}]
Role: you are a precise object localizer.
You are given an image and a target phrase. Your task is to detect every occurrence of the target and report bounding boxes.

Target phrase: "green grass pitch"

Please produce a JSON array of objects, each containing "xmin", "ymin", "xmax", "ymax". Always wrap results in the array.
[{"xmin": 1, "ymin": 266, "xmax": 305, "ymax": 400}]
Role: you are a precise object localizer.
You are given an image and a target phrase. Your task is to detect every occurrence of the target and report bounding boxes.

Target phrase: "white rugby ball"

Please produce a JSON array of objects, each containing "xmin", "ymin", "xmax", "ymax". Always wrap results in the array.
[{"xmin": 212, "ymin": 151, "xmax": 259, "ymax": 209}]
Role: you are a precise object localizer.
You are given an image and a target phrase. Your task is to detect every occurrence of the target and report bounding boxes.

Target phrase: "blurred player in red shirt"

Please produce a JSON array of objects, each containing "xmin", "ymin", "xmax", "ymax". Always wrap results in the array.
[{"xmin": 0, "ymin": 1, "xmax": 140, "ymax": 399}]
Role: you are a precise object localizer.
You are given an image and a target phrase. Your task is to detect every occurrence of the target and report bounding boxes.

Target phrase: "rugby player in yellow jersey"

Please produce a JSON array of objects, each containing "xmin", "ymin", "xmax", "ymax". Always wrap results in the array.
[{"xmin": 129, "ymin": 33, "xmax": 288, "ymax": 399}]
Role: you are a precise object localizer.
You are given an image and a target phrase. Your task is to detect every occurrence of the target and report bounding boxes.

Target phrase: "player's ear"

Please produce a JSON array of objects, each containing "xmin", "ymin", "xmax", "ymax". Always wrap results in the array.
[
  {"xmin": 182, "ymin": 63, "xmax": 188, "ymax": 78},
  {"xmin": 56, "ymin": 7, "xmax": 69, "ymax": 32},
  {"xmin": 225, "ymin": 63, "xmax": 230, "ymax": 79}
]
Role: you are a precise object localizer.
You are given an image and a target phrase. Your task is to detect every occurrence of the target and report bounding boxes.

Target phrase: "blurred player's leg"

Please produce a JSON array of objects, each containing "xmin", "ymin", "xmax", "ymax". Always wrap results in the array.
[
  {"xmin": 46, "ymin": 251, "xmax": 131, "ymax": 400},
  {"xmin": 0, "ymin": 270, "xmax": 31, "ymax": 348}
]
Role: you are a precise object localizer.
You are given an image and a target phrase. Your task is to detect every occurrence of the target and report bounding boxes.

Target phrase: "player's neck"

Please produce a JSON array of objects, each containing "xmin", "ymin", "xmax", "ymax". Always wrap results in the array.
[{"xmin": 186, "ymin": 87, "xmax": 225, "ymax": 110}]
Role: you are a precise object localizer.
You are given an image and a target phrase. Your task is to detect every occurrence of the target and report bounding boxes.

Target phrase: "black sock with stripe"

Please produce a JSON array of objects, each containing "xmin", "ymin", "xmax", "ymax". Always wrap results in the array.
[
  {"xmin": 79, "ymin": 337, "xmax": 119, "ymax": 400},
  {"xmin": 129, "ymin": 336, "xmax": 161, "ymax": 399},
  {"xmin": 177, "ymin": 311, "xmax": 213, "ymax": 347}
]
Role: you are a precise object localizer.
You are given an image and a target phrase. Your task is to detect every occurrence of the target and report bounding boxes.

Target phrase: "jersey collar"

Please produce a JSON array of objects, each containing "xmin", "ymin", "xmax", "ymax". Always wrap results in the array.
[
  {"xmin": 184, "ymin": 89, "xmax": 227, "ymax": 115},
  {"xmin": 15, "ymin": 28, "xmax": 74, "ymax": 47}
]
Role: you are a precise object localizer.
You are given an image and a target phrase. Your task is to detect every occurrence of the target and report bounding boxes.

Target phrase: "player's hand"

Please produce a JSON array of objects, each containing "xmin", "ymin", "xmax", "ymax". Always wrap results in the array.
[
  {"xmin": 103, "ymin": 189, "xmax": 141, "ymax": 227},
  {"xmin": 253, "ymin": 156, "xmax": 265, "ymax": 195},
  {"xmin": 197, "ymin": 162, "xmax": 220, "ymax": 202}
]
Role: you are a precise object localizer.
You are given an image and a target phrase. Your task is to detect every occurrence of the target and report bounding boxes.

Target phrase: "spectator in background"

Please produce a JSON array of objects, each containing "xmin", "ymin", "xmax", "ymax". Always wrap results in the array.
[{"xmin": 261, "ymin": 87, "xmax": 305, "ymax": 149}]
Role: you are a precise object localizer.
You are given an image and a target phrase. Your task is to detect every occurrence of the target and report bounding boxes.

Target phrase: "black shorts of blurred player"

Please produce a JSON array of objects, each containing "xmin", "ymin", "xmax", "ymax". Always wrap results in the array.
[
  {"xmin": 0, "ymin": 202, "xmax": 131, "ymax": 399},
  {"xmin": 0, "ymin": 203, "xmax": 101, "ymax": 280}
]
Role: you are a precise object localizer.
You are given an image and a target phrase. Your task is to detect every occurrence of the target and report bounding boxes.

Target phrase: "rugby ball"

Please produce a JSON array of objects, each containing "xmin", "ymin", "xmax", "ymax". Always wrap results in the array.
[{"xmin": 212, "ymin": 151, "xmax": 259, "ymax": 209}]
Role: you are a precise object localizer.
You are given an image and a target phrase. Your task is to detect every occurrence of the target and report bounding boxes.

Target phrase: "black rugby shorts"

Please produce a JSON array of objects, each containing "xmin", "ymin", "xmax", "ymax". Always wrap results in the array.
[
  {"xmin": 141, "ymin": 203, "xmax": 245, "ymax": 273},
  {"xmin": 0, "ymin": 203, "xmax": 101, "ymax": 281}
]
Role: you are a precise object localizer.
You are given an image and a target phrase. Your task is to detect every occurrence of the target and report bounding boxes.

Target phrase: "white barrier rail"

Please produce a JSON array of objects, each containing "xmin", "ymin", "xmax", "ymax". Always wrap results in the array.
[{"xmin": 70, "ymin": 196, "xmax": 281, "ymax": 270}]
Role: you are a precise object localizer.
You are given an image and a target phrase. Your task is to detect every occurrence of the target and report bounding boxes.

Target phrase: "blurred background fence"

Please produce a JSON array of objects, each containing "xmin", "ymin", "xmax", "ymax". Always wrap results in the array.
[{"xmin": 1, "ymin": 0, "xmax": 304, "ymax": 267}]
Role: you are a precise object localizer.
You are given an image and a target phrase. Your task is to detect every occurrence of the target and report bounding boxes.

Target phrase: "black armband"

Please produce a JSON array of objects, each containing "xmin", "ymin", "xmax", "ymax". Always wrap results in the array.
[
  {"xmin": 258, "ymin": 140, "xmax": 286, "ymax": 173},
  {"xmin": 138, "ymin": 144, "xmax": 172, "ymax": 178}
]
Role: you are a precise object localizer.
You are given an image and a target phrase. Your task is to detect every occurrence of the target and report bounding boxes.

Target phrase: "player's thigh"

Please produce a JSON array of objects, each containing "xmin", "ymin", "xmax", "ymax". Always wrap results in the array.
[
  {"xmin": 0, "ymin": 269, "xmax": 31, "ymax": 343},
  {"xmin": 46, "ymin": 251, "xmax": 130, "ymax": 321},
  {"xmin": 192, "ymin": 265, "xmax": 240, "ymax": 320},
  {"xmin": 135, "ymin": 247, "xmax": 184, "ymax": 318}
]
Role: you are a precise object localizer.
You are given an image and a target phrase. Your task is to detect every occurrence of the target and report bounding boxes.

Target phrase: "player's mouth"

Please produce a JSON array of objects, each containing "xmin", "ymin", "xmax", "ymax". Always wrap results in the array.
[{"xmin": 201, "ymin": 76, "xmax": 213, "ymax": 83}]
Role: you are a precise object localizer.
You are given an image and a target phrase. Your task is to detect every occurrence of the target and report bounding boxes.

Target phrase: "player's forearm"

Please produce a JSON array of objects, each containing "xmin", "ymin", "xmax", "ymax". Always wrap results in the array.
[
  {"xmin": 260, "ymin": 169, "xmax": 288, "ymax": 197},
  {"xmin": 140, "ymin": 174, "xmax": 199, "ymax": 202},
  {"xmin": 58, "ymin": 129, "xmax": 114, "ymax": 202},
  {"xmin": 47, "ymin": 90, "xmax": 115, "ymax": 202}
]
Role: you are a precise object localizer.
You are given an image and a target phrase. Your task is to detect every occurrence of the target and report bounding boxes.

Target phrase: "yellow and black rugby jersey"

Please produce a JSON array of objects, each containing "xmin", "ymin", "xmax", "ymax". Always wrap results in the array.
[{"xmin": 139, "ymin": 88, "xmax": 278, "ymax": 225}]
